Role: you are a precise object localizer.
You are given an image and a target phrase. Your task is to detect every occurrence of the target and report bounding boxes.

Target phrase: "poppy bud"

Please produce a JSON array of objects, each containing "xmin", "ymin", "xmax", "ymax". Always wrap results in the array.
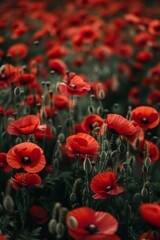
[
  {"xmin": 48, "ymin": 219, "xmax": 57, "ymax": 234},
  {"xmin": 15, "ymin": 137, "xmax": 22, "ymax": 144},
  {"xmin": 142, "ymin": 165, "xmax": 148, "ymax": 173},
  {"xmin": 144, "ymin": 157, "xmax": 151, "ymax": 168},
  {"xmin": 3, "ymin": 195, "xmax": 14, "ymax": 215},
  {"xmin": 56, "ymin": 223, "xmax": 65, "ymax": 237},
  {"xmin": 70, "ymin": 193, "xmax": 77, "ymax": 203},
  {"xmin": 83, "ymin": 157, "xmax": 92, "ymax": 173},
  {"xmin": 88, "ymin": 105, "xmax": 95, "ymax": 114},
  {"xmin": 141, "ymin": 187, "xmax": 148, "ymax": 198},
  {"xmin": 14, "ymin": 87, "xmax": 21, "ymax": 96}
]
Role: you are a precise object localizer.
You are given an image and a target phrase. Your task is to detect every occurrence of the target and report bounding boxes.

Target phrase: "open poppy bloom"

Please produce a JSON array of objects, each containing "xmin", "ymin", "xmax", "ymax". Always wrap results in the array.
[
  {"xmin": 82, "ymin": 114, "xmax": 104, "ymax": 135},
  {"xmin": 30, "ymin": 205, "xmax": 49, "ymax": 225},
  {"xmin": 132, "ymin": 106, "xmax": 159, "ymax": 130},
  {"xmin": 90, "ymin": 171, "xmax": 124, "ymax": 199},
  {"xmin": 7, "ymin": 142, "xmax": 46, "ymax": 173},
  {"xmin": 7, "ymin": 43, "xmax": 28, "ymax": 61},
  {"xmin": 140, "ymin": 203, "xmax": 160, "ymax": 228},
  {"xmin": 66, "ymin": 133, "xmax": 99, "ymax": 157},
  {"xmin": 66, "ymin": 207, "xmax": 120, "ymax": 240},
  {"xmin": 106, "ymin": 114, "xmax": 137, "ymax": 135},
  {"xmin": 0, "ymin": 153, "xmax": 13, "ymax": 172},
  {"xmin": 138, "ymin": 140, "xmax": 159, "ymax": 163},
  {"xmin": 7, "ymin": 115, "xmax": 41, "ymax": 136},
  {"xmin": 58, "ymin": 72, "xmax": 90, "ymax": 96},
  {"xmin": 48, "ymin": 58, "xmax": 67, "ymax": 75},
  {"xmin": 11, "ymin": 172, "xmax": 42, "ymax": 190}
]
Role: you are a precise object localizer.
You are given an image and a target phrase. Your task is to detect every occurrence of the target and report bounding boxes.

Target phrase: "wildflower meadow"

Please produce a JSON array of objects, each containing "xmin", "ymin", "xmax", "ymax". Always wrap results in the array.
[{"xmin": 0, "ymin": 0, "xmax": 160, "ymax": 239}]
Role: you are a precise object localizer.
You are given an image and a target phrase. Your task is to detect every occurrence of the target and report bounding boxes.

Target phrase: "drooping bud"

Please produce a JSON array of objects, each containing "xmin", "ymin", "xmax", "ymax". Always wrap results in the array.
[{"xmin": 3, "ymin": 195, "xmax": 14, "ymax": 215}]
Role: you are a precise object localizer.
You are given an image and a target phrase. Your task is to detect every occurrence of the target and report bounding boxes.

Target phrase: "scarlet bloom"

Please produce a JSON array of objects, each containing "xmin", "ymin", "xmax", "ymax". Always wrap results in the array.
[
  {"xmin": 0, "ymin": 106, "xmax": 4, "ymax": 116},
  {"xmin": 66, "ymin": 207, "xmax": 120, "ymax": 240},
  {"xmin": 148, "ymin": 90, "xmax": 160, "ymax": 105},
  {"xmin": 7, "ymin": 142, "xmax": 46, "ymax": 173},
  {"xmin": 34, "ymin": 126, "xmax": 55, "ymax": 140},
  {"xmin": 0, "ymin": 153, "xmax": 13, "ymax": 172},
  {"xmin": 30, "ymin": 205, "xmax": 49, "ymax": 225},
  {"xmin": 131, "ymin": 106, "xmax": 159, "ymax": 130},
  {"xmin": 140, "ymin": 203, "xmax": 160, "ymax": 228},
  {"xmin": 90, "ymin": 171, "xmax": 123, "ymax": 199},
  {"xmin": 11, "ymin": 172, "xmax": 42, "ymax": 190},
  {"xmin": 138, "ymin": 140, "xmax": 159, "ymax": 163},
  {"xmin": 59, "ymin": 72, "xmax": 90, "ymax": 96},
  {"xmin": 7, "ymin": 43, "xmax": 28, "ymax": 61},
  {"xmin": 48, "ymin": 58, "xmax": 67, "ymax": 75},
  {"xmin": 139, "ymin": 232, "xmax": 160, "ymax": 240},
  {"xmin": 106, "ymin": 114, "xmax": 137, "ymax": 135},
  {"xmin": 82, "ymin": 114, "xmax": 104, "ymax": 135},
  {"xmin": 53, "ymin": 94, "xmax": 74, "ymax": 109},
  {"xmin": 0, "ymin": 235, "xmax": 8, "ymax": 240},
  {"xmin": 7, "ymin": 115, "xmax": 40, "ymax": 136},
  {"xmin": 93, "ymin": 45, "xmax": 113, "ymax": 61},
  {"xmin": 149, "ymin": 20, "xmax": 160, "ymax": 35},
  {"xmin": 66, "ymin": 133, "xmax": 99, "ymax": 157}
]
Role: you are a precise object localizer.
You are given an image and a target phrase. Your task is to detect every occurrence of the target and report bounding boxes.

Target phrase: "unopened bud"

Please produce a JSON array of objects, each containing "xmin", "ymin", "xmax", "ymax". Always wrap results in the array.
[
  {"xmin": 56, "ymin": 223, "xmax": 65, "ymax": 237},
  {"xmin": 3, "ymin": 195, "xmax": 14, "ymax": 215},
  {"xmin": 48, "ymin": 219, "xmax": 57, "ymax": 234},
  {"xmin": 83, "ymin": 157, "xmax": 92, "ymax": 173}
]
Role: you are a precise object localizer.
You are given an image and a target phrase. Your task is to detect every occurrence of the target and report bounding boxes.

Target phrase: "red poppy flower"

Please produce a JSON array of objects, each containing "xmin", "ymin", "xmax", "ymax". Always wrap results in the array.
[
  {"xmin": 53, "ymin": 94, "xmax": 74, "ymax": 109},
  {"xmin": 115, "ymin": 44, "xmax": 133, "ymax": 58},
  {"xmin": 90, "ymin": 81, "xmax": 107, "ymax": 99},
  {"xmin": 11, "ymin": 172, "xmax": 42, "ymax": 190},
  {"xmin": 93, "ymin": 45, "xmax": 113, "ymax": 61},
  {"xmin": 48, "ymin": 58, "xmax": 67, "ymax": 75},
  {"xmin": 46, "ymin": 45, "xmax": 68, "ymax": 59},
  {"xmin": 139, "ymin": 232, "xmax": 160, "ymax": 240},
  {"xmin": 78, "ymin": 25, "xmax": 100, "ymax": 44},
  {"xmin": 66, "ymin": 133, "xmax": 99, "ymax": 157},
  {"xmin": 0, "ymin": 235, "xmax": 8, "ymax": 240},
  {"xmin": 106, "ymin": 114, "xmax": 137, "ymax": 135},
  {"xmin": 26, "ymin": 94, "xmax": 42, "ymax": 107},
  {"xmin": 133, "ymin": 31, "xmax": 154, "ymax": 48},
  {"xmin": 131, "ymin": 106, "xmax": 159, "ymax": 130},
  {"xmin": 90, "ymin": 171, "xmax": 123, "ymax": 199},
  {"xmin": 7, "ymin": 43, "xmax": 28, "ymax": 61},
  {"xmin": 148, "ymin": 90, "xmax": 160, "ymax": 105},
  {"xmin": 14, "ymin": 73, "xmax": 35, "ymax": 86},
  {"xmin": 0, "ymin": 153, "xmax": 13, "ymax": 172},
  {"xmin": 0, "ymin": 106, "xmax": 4, "ymax": 116},
  {"xmin": 149, "ymin": 20, "xmax": 160, "ymax": 35},
  {"xmin": 66, "ymin": 207, "xmax": 120, "ymax": 240},
  {"xmin": 124, "ymin": 121, "xmax": 144, "ymax": 149},
  {"xmin": 39, "ymin": 106, "xmax": 57, "ymax": 119},
  {"xmin": 7, "ymin": 115, "xmax": 40, "ymax": 136},
  {"xmin": 0, "ymin": 64, "xmax": 17, "ymax": 86},
  {"xmin": 30, "ymin": 205, "xmax": 49, "ymax": 225},
  {"xmin": 7, "ymin": 142, "xmax": 46, "ymax": 173},
  {"xmin": 138, "ymin": 140, "xmax": 159, "ymax": 163},
  {"xmin": 34, "ymin": 126, "xmax": 55, "ymax": 140},
  {"xmin": 128, "ymin": 87, "xmax": 140, "ymax": 106},
  {"xmin": 136, "ymin": 51, "xmax": 153, "ymax": 62},
  {"xmin": 59, "ymin": 72, "xmax": 90, "ymax": 96},
  {"xmin": 140, "ymin": 203, "xmax": 160, "ymax": 228},
  {"xmin": 82, "ymin": 114, "xmax": 104, "ymax": 135}
]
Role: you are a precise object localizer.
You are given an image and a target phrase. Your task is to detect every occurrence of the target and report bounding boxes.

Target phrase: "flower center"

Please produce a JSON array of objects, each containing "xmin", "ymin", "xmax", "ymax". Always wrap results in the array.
[
  {"xmin": 70, "ymin": 84, "xmax": 76, "ymax": 89},
  {"xmin": 85, "ymin": 224, "xmax": 99, "ymax": 234},
  {"xmin": 141, "ymin": 117, "xmax": 148, "ymax": 124},
  {"xmin": 21, "ymin": 156, "xmax": 31, "ymax": 164},
  {"xmin": 105, "ymin": 185, "xmax": 113, "ymax": 191}
]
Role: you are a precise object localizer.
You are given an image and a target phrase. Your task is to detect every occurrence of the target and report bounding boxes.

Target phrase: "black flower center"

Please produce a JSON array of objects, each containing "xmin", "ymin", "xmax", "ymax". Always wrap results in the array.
[
  {"xmin": 105, "ymin": 185, "xmax": 113, "ymax": 192},
  {"xmin": 70, "ymin": 84, "xmax": 76, "ymax": 89},
  {"xmin": 21, "ymin": 156, "xmax": 31, "ymax": 164},
  {"xmin": 85, "ymin": 224, "xmax": 99, "ymax": 234},
  {"xmin": 141, "ymin": 117, "xmax": 148, "ymax": 124}
]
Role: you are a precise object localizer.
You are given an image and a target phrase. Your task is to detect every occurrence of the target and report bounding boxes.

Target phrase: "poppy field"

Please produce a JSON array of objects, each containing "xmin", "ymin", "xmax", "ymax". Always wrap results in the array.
[{"xmin": 0, "ymin": 0, "xmax": 160, "ymax": 239}]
